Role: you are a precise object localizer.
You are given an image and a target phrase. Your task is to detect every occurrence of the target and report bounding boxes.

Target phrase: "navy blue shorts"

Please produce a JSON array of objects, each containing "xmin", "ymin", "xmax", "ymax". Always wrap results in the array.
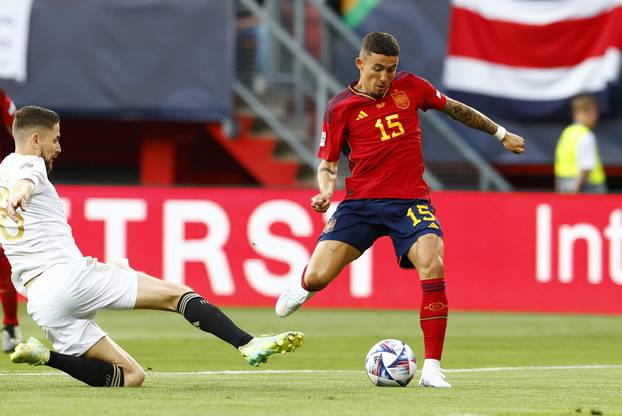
[{"xmin": 319, "ymin": 199, "xmax": 443, "ymax": 269}]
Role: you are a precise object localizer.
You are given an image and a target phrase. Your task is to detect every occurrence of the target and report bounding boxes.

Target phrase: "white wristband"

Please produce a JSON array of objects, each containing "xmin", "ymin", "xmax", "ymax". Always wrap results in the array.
[{"xmin": 494, "ymin": 125, "xmax": 507, "ymax": 141}]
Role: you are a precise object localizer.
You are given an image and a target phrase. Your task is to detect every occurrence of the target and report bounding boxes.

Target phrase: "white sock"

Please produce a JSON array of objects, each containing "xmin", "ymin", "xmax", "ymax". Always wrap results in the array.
[{"xmin": 422, "ymin": 358, "xmax": 441, "ymax": 372}]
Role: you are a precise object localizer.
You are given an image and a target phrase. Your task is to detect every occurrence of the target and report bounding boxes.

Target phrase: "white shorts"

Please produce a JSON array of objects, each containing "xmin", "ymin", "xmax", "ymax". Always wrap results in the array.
[{"xmin": 26, "ymin": 257, "xmax": 138, "ymax": 356}]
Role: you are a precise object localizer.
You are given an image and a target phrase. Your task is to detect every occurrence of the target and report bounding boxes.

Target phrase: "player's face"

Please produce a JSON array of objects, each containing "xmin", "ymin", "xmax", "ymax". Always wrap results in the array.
[
  {"xmin": 356, "ymin": 53, "xmax": 399, "ymax": 98},
  {"xmin": 37, "ymin": 123, "xmax": 61, "ymax": 173}
]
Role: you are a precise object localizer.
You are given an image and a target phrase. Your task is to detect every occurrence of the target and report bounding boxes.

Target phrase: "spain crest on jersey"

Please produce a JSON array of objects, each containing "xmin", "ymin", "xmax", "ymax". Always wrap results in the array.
[{"xmin": 391, "ymin": 91, "xmax": 410, "ymax": 109}]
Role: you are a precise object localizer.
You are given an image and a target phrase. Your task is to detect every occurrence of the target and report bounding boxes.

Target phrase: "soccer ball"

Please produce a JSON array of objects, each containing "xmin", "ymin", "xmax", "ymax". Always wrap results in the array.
[{"xmin": 365, "ymin": 339, "xmax": 417, "ymax": 387}]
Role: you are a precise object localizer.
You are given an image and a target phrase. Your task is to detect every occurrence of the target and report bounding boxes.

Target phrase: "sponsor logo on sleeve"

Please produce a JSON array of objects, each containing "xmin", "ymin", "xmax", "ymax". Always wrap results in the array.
[{"xmin": 320, "ymin": 131, "xmax": 326, "ymax": 147}]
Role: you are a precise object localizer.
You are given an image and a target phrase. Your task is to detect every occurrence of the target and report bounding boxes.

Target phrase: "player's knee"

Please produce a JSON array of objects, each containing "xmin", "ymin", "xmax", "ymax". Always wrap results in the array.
[
  {"xmin": 158, "ymin": 283, "xmax": 193, "ymax": 312},
  {"xmin": 417, "ymin": 257, "xmax": 444, "ymax": 278},
  {"xmin": 124, "ymin": 366, "xmax": 145, "ymax": 387},
  {"xmin": 170, "ymin": 284, "xmax": 194, "ymax": 311},
  {"xmin": 172, "ymin": 283, "xmax": 193, "ymax": 297},
  {"xmin": 304, "ymin": 268, "xmax": 331, "ymax": 291}
]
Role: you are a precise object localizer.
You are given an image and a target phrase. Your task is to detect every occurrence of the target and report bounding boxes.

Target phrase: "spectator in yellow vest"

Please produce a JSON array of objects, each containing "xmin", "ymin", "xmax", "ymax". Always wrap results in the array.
[{"xmin": 554, "ymin": 95, "xmax": 607, "ymax": 194}]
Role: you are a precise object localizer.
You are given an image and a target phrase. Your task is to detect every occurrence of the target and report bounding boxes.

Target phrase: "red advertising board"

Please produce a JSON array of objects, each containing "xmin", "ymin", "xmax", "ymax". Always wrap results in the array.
[{"xmin": 53, "ymin": 186, "xmax": 622, "ymax": 314}]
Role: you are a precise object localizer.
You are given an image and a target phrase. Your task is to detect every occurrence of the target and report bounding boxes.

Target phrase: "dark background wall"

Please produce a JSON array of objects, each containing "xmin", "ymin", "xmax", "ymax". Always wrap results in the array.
[{"xmin": 0, "ymin": 0, "xmax": 234, "ymax": 121}]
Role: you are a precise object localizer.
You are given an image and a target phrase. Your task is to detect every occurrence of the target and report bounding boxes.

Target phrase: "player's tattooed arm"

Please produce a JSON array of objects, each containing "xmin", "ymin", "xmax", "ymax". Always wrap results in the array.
[
  {"xmin": 317, "ymin": 159, "xmax": 338, "ymax": 187},
  {"xmin": 442, "ymin": 97, "xmax": 525, "ymax": 154},
  {"xmin": 312, "ymin": 159, "xmax": 338, "ymax": 213},
  {"xmin": 442, "ymin": 97, "xmax": 497, "ymax": 134}
]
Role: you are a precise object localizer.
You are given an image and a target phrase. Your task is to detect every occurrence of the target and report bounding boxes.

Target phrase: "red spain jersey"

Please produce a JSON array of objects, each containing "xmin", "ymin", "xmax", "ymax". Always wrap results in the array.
[
  {"xmin": 318, "ymin": 71, "xmax": 446, "ymax": 200},
  {"xmin": 0, "ymin": 89, "xmax": 16, "ymax": 134}
]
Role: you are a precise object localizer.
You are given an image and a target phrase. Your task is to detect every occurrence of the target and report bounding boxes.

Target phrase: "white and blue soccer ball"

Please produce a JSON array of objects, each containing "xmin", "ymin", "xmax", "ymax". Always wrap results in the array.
[{"xmin": 365, "ymin": 339, "xmax": 417, "ymax": 387}]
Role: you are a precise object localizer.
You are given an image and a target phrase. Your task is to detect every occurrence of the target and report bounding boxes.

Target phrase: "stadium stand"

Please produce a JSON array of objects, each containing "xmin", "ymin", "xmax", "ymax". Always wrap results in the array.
[{"xmin": 1, "ymin": 0, "xmax": 621, "ymax": 191}]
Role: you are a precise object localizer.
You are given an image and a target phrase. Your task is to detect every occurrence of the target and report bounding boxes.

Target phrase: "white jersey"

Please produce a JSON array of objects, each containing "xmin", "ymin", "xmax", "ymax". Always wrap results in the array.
[{"xmin": 0, "ymin": 153, "xmax": 82, "ymax": 295}]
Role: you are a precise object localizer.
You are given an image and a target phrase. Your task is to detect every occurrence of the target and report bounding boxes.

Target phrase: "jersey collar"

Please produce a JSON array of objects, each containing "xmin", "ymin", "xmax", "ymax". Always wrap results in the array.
[{"xmin": 348, "ymin": 81, "xmax": 391, "ymax": 101}]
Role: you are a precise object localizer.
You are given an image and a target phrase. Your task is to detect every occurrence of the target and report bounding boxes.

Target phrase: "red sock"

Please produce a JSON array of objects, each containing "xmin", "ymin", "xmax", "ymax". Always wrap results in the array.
[
  {"xmin": 420, "ymin": 278, "xmax": 448, "ymax": 360},
  {"xmin": 1, "ymin": 286, "xmax": 18, "ymax": 327}
]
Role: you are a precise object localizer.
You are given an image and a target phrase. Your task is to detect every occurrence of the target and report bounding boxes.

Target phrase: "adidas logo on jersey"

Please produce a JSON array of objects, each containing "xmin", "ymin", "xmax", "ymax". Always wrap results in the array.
[{"xmin": 356, "ymin": 110, "xmax": 368, "ymax": 121}]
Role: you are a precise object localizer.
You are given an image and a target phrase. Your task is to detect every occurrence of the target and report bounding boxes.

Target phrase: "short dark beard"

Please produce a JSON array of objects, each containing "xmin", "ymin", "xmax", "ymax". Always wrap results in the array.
[{"xmin": 353, "ymin": 83, "xmax": 382, "ymax": 99}]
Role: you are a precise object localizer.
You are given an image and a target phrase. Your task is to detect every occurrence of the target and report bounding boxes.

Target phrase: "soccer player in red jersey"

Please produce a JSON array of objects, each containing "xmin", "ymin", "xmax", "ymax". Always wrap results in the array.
[
  {"xmin": 0, "ymin": 88, "xmax": 22, "ymax": 352},
  {"xmin": 276, "ymin": 32, "xmax": 525, "ymax": 387}
]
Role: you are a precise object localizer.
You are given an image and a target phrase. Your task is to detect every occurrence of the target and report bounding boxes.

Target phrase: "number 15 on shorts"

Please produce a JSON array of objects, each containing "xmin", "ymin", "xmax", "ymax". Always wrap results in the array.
[{"xmin": 406, "ymin": 204, "xmax": 437, "ymax": 228}]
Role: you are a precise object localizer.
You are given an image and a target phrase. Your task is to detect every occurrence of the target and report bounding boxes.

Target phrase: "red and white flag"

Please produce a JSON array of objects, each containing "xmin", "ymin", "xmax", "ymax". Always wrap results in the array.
[{"xmin": 443, "ymin": 0, "xmax": 622, "ymax": 118}]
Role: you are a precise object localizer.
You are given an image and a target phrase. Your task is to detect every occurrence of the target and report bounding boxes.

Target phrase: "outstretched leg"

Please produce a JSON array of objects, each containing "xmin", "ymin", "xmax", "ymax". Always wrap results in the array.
[
  {"xmin": 12, "ymin": 260, "xmax": 303, "ymax": 387},
  {"xmin": 134, "ymin": 273, "xmax": 303, "ymax": 366},
  {"xmin": 134, "ymin": 274, "xmax": 253, "ymax": 348},
  {"xmin": 275, "ymin": 240, "xmax": 361, "ymax": 317}
]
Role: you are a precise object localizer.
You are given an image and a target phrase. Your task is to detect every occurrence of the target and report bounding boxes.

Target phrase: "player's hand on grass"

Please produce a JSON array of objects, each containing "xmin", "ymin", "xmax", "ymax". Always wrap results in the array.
[
  {"xmin": 311, "ymin": 193, "xmax": 332, "ymax": 213},
  {"xmin": 502, "ymin": 132, "xmax": 525, "ymax": 154}
]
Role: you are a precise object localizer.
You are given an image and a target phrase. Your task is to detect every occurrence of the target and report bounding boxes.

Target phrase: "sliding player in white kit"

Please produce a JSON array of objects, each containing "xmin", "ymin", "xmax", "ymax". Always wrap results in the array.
[{"xmin": 3, "ymin": 106, "xmax": 303, "ymax": 387}]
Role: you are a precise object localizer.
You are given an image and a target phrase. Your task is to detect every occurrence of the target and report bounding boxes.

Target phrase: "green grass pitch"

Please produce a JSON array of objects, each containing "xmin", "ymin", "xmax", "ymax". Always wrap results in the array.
[{"xmin": 1, "ymin": 306, "xmax": 621, "ymax": 415}]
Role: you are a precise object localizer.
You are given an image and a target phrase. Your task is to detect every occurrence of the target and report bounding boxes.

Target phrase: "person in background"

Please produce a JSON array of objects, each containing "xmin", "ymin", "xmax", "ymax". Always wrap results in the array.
[
  {"xmin": 555, "ymin": 95, "xmax": 607, "ymax": 194},
  {"xmin": 236, "ymin": 0, "xmax": 268, "ymax": 94}
]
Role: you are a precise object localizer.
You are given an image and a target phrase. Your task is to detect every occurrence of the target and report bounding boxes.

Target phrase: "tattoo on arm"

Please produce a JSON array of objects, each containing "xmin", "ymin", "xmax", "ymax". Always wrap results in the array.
[
  {"xmin": 319, "ymin": 167, "xmax": 336, "ymax": 175},
  {"xmin": 443, "ymin": 98, "xmax": 497, "ymax": 135}
]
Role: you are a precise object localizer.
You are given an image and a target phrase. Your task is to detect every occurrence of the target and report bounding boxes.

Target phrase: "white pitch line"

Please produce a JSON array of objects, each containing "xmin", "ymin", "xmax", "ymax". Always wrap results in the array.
[
  {"xmin": 148, "ymin": 369, "xmax": 358, "ymax": 376},
  {"xmin": 1, "ymin": 364, "xmax": 621, "ymax": 377},
  {"xmin": 446, "ymin": 364, "xmax": 622, "ymax": 373}
]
